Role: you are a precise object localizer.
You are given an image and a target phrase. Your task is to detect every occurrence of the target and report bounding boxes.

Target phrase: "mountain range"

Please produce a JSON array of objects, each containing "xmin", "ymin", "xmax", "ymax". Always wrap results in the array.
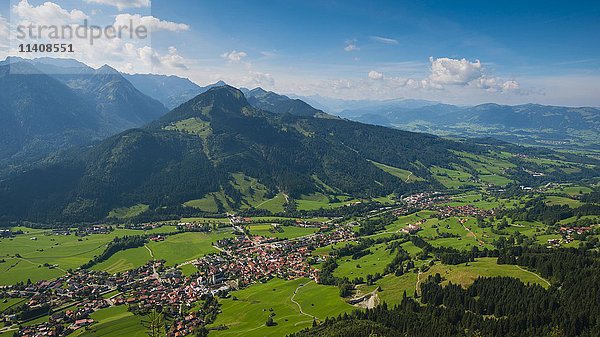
[
  {"xmin": 1, "ymin": 83, "xmax": 597, "ymax": 223},
  {"xmin": 322, "ymin": 99, "xmax": 600, "ymax": 148},
  {"xmin": 0, "ymin": 57, "xmax": 168, "ymax": 174}
]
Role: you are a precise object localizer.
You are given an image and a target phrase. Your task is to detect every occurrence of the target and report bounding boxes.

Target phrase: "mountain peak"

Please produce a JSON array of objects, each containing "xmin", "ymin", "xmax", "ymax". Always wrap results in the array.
[{"xmin": 96, "ymin": 64, "xmax": 119, "ymax": 75}]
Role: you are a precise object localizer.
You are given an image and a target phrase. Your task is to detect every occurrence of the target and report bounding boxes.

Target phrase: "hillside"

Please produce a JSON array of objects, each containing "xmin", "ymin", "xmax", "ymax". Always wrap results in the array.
[
  {"xmin": 243, "ymin": 87, "xmax": 331, "ymax": 117},
  {"xmin": 337, "ymin": 101, "xmax": 600, "ymax": 148},
  {"xmin": 0, "ymin": 85, "xmax": 596, "ymax": 224},
  {"xmin": 125, "ymin": 74, "xmax": 227, "ymax": 109},
  {"xmin": 0, "ymin": 59, "xmax": 168, "ymax": 176}
]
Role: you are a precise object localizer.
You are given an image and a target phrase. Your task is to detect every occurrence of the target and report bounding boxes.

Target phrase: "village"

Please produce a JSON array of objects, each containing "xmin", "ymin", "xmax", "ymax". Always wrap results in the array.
[{"xmin": 0, "ymin": 220, "xmax": 357, "ymax": 337}]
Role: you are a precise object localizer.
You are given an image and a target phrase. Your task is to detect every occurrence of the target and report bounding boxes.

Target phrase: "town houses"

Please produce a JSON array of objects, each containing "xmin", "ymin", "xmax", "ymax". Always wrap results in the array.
[{"xmin": 2, "ymin": 222, "xmax": 356, "ymax": 337}]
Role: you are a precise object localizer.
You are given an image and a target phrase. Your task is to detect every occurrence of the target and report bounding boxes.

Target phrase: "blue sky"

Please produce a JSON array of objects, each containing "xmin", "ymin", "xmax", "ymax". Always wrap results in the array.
[{"xmin": 1, "ymin": 0, "xmax": 599, "ymax": 105}]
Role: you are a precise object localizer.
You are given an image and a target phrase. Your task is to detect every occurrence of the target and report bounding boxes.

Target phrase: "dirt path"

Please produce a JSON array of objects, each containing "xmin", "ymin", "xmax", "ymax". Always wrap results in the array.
[
  {"xmin": 516, "ymin": 265, "xmax": 551, "ymax": 287},
  {"xmin": 405, "ymin": 172, "xmax": 413, "ymax": 183},
  {"xmin": 291, "ymin": 281, "xmax": 317, "ymax": 320},
  {"xmin": 144, "ymin": 244, "xmax": 154, "ymax": 259},
  {"xmin": 415, "ymin": 271, "xmax": 422, "ymax": 296}
]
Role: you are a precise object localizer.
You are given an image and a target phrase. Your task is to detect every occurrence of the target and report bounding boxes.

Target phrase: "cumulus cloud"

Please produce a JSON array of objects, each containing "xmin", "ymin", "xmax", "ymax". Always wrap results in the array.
[
  {"xmin": 368, "ymin": 70, "xmax": 383, "ymax": 80},
  {"xmin": 428, "ymin": 57, "xmax": 483, "ymax": 85},
  {"xmin": 422, "ymin": 57, "xmax": 519, "ymax": 92},
  {"xmin": 369, "ymin": 35, "xmax": 398, "ymax": 45},
  {"xmin": 122, "ymin": 44, "xmax": 188, "ymax": 70},
  {"xmin": 344, "ymin": 39, "xmax": 359, "ymax": 52},
  {"xmin": 244, "ymin": 71, "xmax": 274, "ymax": 86},
  {"xmin": 12, "ymin": 0, "xmax": 88, "ymax": 25},
  {"xmin": 221, "ymin": 50, "xmax": 247, "ymax": 63},
  {"xmin": 114, "ymin": 14, "xmax": 189, "ymax": 32},
  {"xmin": 84, "ymin": 0, "xmax": 151, "ymax": 11}
]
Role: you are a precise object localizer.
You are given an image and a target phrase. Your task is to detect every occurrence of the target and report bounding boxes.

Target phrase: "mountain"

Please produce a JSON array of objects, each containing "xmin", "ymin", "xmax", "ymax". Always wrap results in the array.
[
  {"xmin": 0, "ymin": 62, "xmax": 101, "ymax": 165},
  {"xmin": 243, "ymin": 87, "xmax": 331, "ymax": 117},
  {"xmin": 0, "ymin": 86, "xmax": 480, "ymax": 223},
  {"xmin": 125, "ymin": 73, "xmax": 227, "ymax": 109},
  {"xmin": 0, "ymin": 58, "xmax": 168, "ymax": 175},
  {"xmin": 53, "ymin": 65, "xmax": 168, "ymax": 130},
  {"xmin": 1, "ymin": 85, "xmax": 595, "ymax": 223},
  {"xmin": 335, "ymin": 101, "xmax": 600, "ymax": 148}
]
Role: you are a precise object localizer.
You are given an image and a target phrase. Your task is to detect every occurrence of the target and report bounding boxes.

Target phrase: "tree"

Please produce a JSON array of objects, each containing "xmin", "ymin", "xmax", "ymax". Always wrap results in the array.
[{"xmin": 141, "ymin": 308, "xmax": 165, "ymax": 337}]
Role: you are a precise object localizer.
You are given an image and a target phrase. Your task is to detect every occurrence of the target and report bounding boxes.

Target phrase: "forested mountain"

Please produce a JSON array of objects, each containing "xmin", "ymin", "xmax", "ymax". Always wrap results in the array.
[
  {"xmin": 0, "ymin": 86, "xmax": 478, "ymax": 223},
  {"xmin": 336, "ymin": 101, "xmax": 600, "ymax": 148},
  {"xmin": 0, "ymin": 85, "xmax": 596, "ymax": 224},
  {"xmin": 0, "ymin": 58, "xmax": 168, "ymax": 176},
  {"xmin": 340, "ymin": 101, "xmax": 600, "ymax": 131},
  {"xmin": 243, "ymin": 87, "xmax": 331, "ymax": 117},
  {"xmin": 0, "ymin": 62, "xmax": 101, "ymax": 167},
  {"xmin": 124, "ymin": 74, "xmax": 227, "ymax": 109}
]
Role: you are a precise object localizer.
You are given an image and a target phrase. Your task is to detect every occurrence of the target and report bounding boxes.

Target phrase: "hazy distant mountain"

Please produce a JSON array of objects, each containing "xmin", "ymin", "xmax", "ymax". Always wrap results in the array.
[
  {"xmin": 54, "ymin": 65, "xmax": 168, "ymax": 129},
  {"xmin": 328, "ymin": 99, "xmax": 599, "ymax": 148},
  {"xmin": 125, "ymin": 74, "xmax": 227, "ymax": 109},
  {"xmin": 0, "ymin": 62, "xmax": 101, "ymax": 167},
  {"xmin": 0, "ymin": 58, "xmax": 168, "ymax": 174},
  {"xmin": 243, "ymin": 87, "xmax": 332, "ymax": 117}
]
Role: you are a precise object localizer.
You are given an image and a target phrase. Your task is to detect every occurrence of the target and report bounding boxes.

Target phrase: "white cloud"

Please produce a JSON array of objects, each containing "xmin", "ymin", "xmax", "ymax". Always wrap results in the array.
[
  {"xmin": 423, "ymin": 57, "xmax": 519, "ymax": 92},
  {"xmin": 344, "ymin": 39, "xmax": 359, "ymax": 52},
  {"xmin": 428, "ymin": 57, "xmax": 484, "ymax": 85},
  {"xmin": 369, "ymin": 36, "xmax": 398, "ymax": 45},
  {"xmin": 122, "ymin": 44, "xmax": 188, "ymax": 71},
  {"xmin": 114, "ymin": 14, "xmax": 189, "ymax": 32},
  {"xmin": 84, "ymin": 0, "xmax": 151, "ymax": 11},
  {"xmin": 368, "ymin": 70, "xmax": 383, "ymax": 80},
  {"xmin": 12, "ymin": 0, "xmax": 88, "ymax": 25},
  {"xmin": 221, "ymin": 50, "xmax": 247, "ymax": 63}
]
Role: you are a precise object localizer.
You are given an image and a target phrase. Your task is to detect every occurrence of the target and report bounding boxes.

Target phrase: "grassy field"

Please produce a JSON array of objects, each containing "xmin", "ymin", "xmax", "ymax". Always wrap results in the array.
[
  {"xmin": 0, "ymin": 228, "xmax": 145, "ymax": 285},
  {"xmin": 430, "ymin": 166, "xmax": 479, "ymax": 189},
  {"xmin": 248, "ymin": 224, "xmax": 318, "ymax": 239},
  {"xmin": 210, "ymin": 278, "xmax": 353, "ymax": 337},
  {"xmin": 68, "ymin": 306, "xmax": 145, "ymax": 337},
  {"xmin": 93, "ymin": 230, "xmax": 235, "ymax": 273},
  {"xmin": 255, "ymin": 193, "xmax": 287, "ymax": 213},
  {"xmin": 369, "ymin": 160, "xmax": 423, "ymax": 183},
  {"xmin": 296, "ymin": 194, "xmax": 358, "ymax": 211},
  {"xmin": 374, "ymin": 257, "xmax": 550, "ymax": 306},
  {"xmin": 108, "ymin": 204, "xmax": 149, "ymax": 219},
  {"xmin": 333, "ymin": 242, "xmax": 396, "ymax": 280},
  {"xmin": 545, "ymin": 195, "xmax": 584, "ymax": 208}
]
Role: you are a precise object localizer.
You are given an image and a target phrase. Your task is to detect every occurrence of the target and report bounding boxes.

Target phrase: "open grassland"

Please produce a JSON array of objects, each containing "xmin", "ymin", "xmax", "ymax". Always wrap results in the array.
[
  {"xmin": 333, "ymin": 242, "xmax": 396, "ymax": 279},
  {"xmin": 545, "ymin": 195, "xmax": 584, "ymax": 208},
  {"xmin": 68, "ymin": 306, "xmax": 145, "ymax": 337},
  {"xmin": 107, "ymin": 204, "xmax": 149, "ymax": 219},
  {"xmin": 210, "ymin": 278, "xmax": 352, "ymax": 337},
  {"xmin": 296, "ymin": 193, "xmax": 359, "ymax": 211},
  {"xmin": 0, "ymin": 229, "xmax": 145, "ymax": 285},
  {"xmin": 430, "ymin": 166, "xmax": 479, "ymax": 189},
  {"xmin": 374, "ymin": 257, "xmax": 550, "ymax": 306},
  {"xmin": 254, "ymin": 193, "xmax": 287, "ymax": 213},
  {"xmin": 248, "ymin": 224, "xmax": 318, "ymax": 239},
  {"xmin": 545, "ymin": 185, "xmax": 593, "ymax": 196},
  {"xmin": 369, "ymin": 160, "xmax": 423, "ymax": 183},
  {"xmin": 93, "ymin": 230, "xmax": 234, "ymax": 274}
]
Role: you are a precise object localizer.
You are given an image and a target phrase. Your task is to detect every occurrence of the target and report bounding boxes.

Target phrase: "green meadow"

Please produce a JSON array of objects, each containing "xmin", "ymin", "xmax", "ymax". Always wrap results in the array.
[
  {"xmin": 94, "ymin": 230, "xmax": 235, "ymax": 273},
  {"xmin": 210, "ymin": 278, "xmax": 353, "ymax": 337},
  {"xmin": 68, "ymin": 306, "xmax": 145, "ymax": 337},
  {"xmin": 248, "ymin": 224, "xmax": 318, "ymax": 239},
  {"xmin": 0, "ymin": 228, "xmax": 145, "ymax": 285}
]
